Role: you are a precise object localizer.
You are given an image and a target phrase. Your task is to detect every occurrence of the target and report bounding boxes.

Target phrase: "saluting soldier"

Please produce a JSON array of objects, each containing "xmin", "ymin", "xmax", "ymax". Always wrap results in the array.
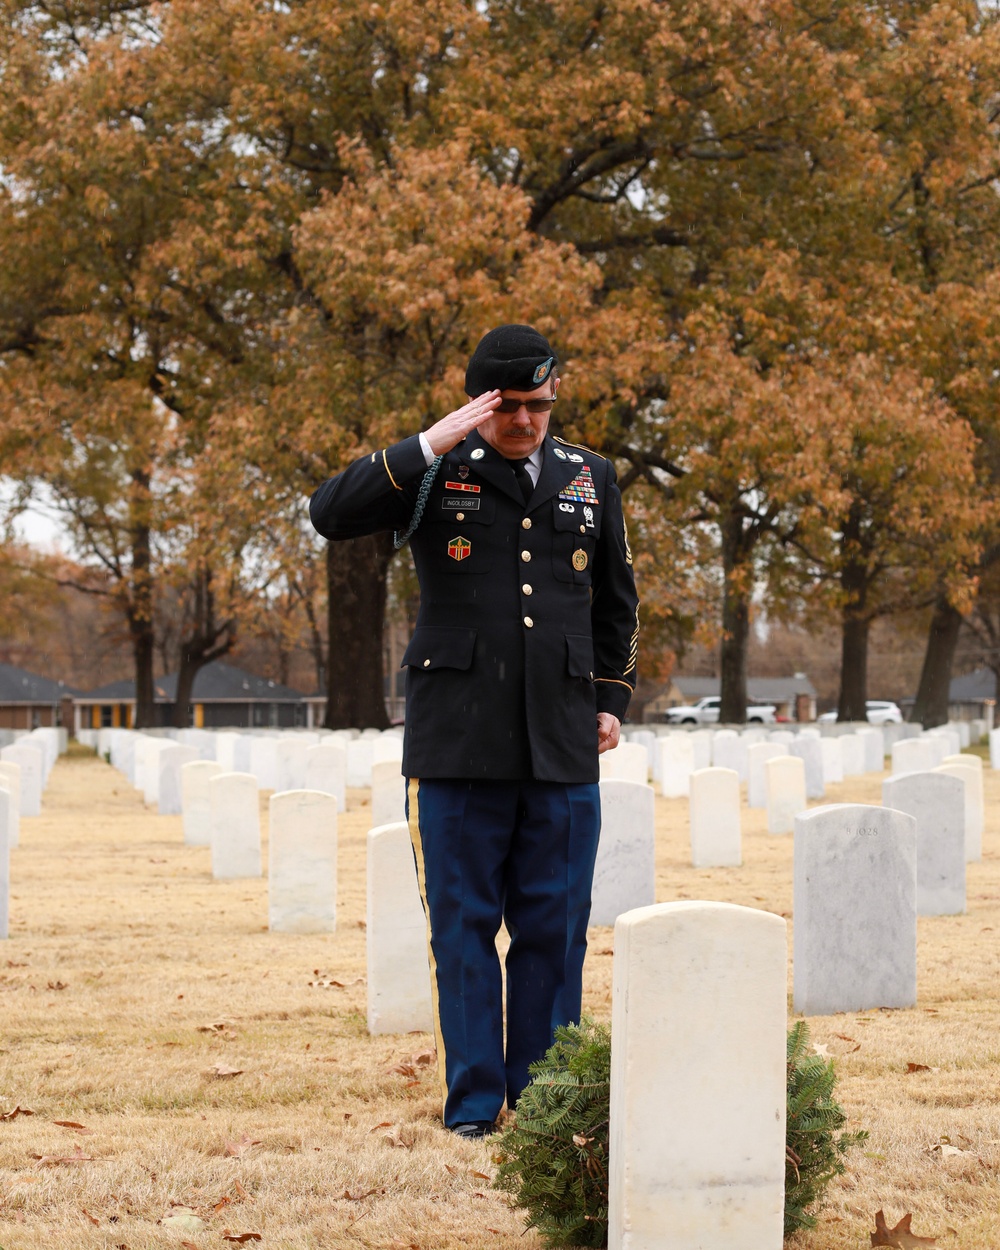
[{"xmin": 309, "ymin": 324, "xmax": 639, "ymax": 1139}]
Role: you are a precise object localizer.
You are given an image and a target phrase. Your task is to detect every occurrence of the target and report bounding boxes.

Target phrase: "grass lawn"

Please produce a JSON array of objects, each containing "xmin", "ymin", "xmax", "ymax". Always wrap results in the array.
[{"xmin": 1, "ymin": 744, "xmax": 998, "ymax": 1249}]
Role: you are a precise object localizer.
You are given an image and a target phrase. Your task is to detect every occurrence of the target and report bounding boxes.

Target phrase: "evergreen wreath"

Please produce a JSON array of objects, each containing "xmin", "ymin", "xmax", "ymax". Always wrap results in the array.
[{"xmin": 492, "ymin": 1017, "xmax": 866, "ymax": 1247}]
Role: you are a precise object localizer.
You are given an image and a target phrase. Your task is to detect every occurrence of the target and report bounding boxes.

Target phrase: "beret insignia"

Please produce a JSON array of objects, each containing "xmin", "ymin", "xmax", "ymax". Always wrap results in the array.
[{"xmin": 532, "ymin": 357, "xmax": 554, "ymax": 385}]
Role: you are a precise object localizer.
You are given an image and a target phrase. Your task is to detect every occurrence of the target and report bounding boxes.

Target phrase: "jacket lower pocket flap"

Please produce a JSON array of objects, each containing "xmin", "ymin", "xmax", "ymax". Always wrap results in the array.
[
  {"xmin": 402, "ymin": 626, "xmax": 478, "ymax": 671},
  {"xmin": 565, "ymin": 634, "xmax": 595, "ymax": 680}
]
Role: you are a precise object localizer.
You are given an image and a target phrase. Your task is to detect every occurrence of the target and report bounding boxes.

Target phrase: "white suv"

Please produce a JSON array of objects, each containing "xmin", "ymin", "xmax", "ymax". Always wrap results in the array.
[{"xmin": 817, "ymin": 700, "xmax": 903, "ymax": 725}]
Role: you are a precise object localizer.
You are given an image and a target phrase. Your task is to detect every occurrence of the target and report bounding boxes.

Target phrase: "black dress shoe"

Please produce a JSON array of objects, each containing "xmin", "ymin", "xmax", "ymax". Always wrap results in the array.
[{"xmin": 450, "ymin": 1120, "xmax": 496, "ymax": 1140}]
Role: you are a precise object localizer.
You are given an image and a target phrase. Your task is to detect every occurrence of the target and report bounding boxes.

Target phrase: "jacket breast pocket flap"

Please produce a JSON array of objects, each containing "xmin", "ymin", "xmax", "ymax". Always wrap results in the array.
[
  {"xmin": 402, "ymin": 626, "xmax": 478, "ymax": 671},
  {"xmin": 565, "ymin": 634, "xmax": 595, "ymax": 680}
]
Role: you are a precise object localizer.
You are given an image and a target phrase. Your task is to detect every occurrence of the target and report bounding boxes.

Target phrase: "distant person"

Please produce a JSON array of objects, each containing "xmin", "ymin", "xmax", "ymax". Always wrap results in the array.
[{"xmin": 310, "ymin": 325, "xmax": 639, "ymax": 1138}]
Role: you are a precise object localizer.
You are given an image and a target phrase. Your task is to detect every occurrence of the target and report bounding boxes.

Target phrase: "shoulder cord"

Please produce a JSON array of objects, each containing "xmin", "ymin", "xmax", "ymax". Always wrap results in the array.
[{"xmin": 393, "ymin": 455, "xmax": 444, "ymax": 550}]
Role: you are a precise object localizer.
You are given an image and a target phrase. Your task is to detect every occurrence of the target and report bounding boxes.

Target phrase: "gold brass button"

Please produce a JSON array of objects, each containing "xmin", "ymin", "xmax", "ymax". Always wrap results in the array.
[
  {"xmin": 521, "ymin": 550, "xmax": 531, "ymax": 563},
  {"xmin": 521, "ymin": 518, "xmax": 532, "ymax": 530},
  {"xmin": 423, "ymin": 659, "xmax": 431, "ymax": 668},
  {"xmin": 522, "ymin": 584, "xmax": 533, "ymax": 595},
  {"xmin": 523, "ymin": 616, "xmax": 534, "ymax": 628},
  {"xmin": 456, "ymin": 511, "xmax": 465, "ymax": 521},
  {"xmin": 579, "ymin": 525, "xmax": 586, "ymax": 534}
]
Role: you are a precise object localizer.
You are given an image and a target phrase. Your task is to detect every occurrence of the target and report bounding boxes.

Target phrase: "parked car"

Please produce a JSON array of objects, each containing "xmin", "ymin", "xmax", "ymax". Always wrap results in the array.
[
  {"xmin": 662, "ymin": 696, "xmax": 777, "ymax": 725},
  {"xmin": 816, "ymin": 700, "xmax": 903, "ymax": 725}
]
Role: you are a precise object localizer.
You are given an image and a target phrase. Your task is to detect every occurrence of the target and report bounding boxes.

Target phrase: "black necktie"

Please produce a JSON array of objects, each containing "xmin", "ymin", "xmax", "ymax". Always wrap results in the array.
[{"xmin": 511, "ymin": 457, "xmax": 533, "ymax": 505}]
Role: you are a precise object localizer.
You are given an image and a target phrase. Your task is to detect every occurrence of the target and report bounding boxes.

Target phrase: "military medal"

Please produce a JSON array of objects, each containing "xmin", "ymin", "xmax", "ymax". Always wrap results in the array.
[
  {"xmin": 448, "ymin": 536, "xmax": 471, "ymax": 561},
  {"xmin": 471, "ymin": 448, "xmax": 485, "ymax": 460},
  {"xmin": 572, "ymin": 548, "xmax": 588, "ymax": 571},
  {"xmin": 458, "ymin": 465, "xmax": 469, "ymax": 479},
  {"xmin": 444, "ymin": 481, "xmax": 480, "ymax": 493},
  {"xmin": 584, "ymin": 505, "xmax": 595, "ymax": 529},
  {"xmin": 553, "ymin": 448, "xmax": 567, "ymax": 460}
]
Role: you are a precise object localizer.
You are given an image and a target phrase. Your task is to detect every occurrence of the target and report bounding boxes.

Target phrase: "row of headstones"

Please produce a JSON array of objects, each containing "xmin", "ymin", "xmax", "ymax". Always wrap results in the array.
[
  {"xmin": 371, "ymin": 798, "xmax": 949, "ymax": 1249},
  {"xmin": 86, "ymin": 727, "xmax": 407, "ymax": 816},
  {"xmin": 0, "ymin": 727, "xmax": 67, "ymax": 939},
  {"xmin": 607, "ymin": 723, "xmax": 986, "ymax": 806}
]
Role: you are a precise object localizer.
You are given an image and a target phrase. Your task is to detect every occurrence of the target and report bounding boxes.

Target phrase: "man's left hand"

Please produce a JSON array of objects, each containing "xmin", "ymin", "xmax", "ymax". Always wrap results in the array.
[{"xmin": 597, "ymin": 713, "xmax": 621, "ymax": 754}]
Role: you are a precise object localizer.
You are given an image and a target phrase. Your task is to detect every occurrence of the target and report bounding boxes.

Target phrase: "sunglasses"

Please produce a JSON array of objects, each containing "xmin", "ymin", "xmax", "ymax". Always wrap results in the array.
[{"xmin": 494, "ymin": 397, "xmax": 557, "ymax": 414}]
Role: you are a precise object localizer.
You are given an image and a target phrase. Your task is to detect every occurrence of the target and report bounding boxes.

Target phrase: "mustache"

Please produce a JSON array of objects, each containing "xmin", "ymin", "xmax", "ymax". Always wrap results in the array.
[{"xmin": 501, "ymin": 426, "xmax": 538, "ymax": 437}]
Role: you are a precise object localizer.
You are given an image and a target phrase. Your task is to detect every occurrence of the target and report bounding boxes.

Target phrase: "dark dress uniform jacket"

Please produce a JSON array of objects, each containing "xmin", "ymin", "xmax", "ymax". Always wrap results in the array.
[{"xmin": 309, "ymin": 428, "xmax": 639, "ymax": 784}]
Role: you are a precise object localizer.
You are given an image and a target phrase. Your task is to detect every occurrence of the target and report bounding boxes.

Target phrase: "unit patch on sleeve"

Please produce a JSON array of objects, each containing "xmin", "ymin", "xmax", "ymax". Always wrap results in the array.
[
  {"xmin": 447, "ymin": 536, "xmax": 471, "ymax": 561},
  {"xmin": 558, "ymin": 465, "xmax": 599, "ymax": 506}
]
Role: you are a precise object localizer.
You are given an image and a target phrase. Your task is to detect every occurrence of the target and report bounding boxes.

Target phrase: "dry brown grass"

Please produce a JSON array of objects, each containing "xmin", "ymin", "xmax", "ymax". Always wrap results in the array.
[{"xmin": 0, "ymin": 745, "xmax": 998, "ymax": 1250}]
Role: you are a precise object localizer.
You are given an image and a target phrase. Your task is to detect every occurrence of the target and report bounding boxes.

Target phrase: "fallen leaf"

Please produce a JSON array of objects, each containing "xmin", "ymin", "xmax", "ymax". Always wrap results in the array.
[
  {"xmin": 29, "ymin": 1144, "xmax": 95, "ymax": 1165},
  {"xmin": 870, "ymin": 1209, "xmax": 939, "ymax": 1247},
  {"xmin": 343, "ymin": 1187, "xmax": 379, "ymax": 1201},
  {"xmin": 1, "ymin": 1105, "xmax": 35, "ymax": 1120},
  {"xmin": 234, "ymin": 1180, "xmax": 253, "ymax": 1203},
  {"xmin": 833, "ymin": 1033, "xmax": 857, "ymax": 1043},
  {"xmin": 47, "ymin": 981, "xmax": 68, "ymax": 991},
  {"xmin": 225, "ymin": 1134, "xmax": 261, "ymax": 1158},
  {"xmin": 53, "ymin": 1121, "xmax": 93, "ymax": 1134},
  {"xmin": 214, "ymin": 1195, "xmax": 233, "ymax": 1213},
  {"xmin": 180, "ymin": 1243, "xmax": 199, "ymax": 1250},
  {"xmin": 368, "ymin": 1121, "xmax": 394, "ymax": 1133},
  {"xmin": 470, "ymin": 1170, "xmax": 490, "ymax": 1181},
  {"xmin": 383, "ymin": 1126, "xmax": 413, "ymax": 1149},
  {"xmin": 221, "ymin": 1235, "xmax": 262, "ymax": 1244},
  {"xmin": 928, "ymin": 1143, "xmax": 967, "ymax": 1158},
  {"xmin": 572, "ymin": 1135, "xmax": 592, "ymax": 1148},
  {"xmin": 81, "ymin": 1208, "xmax": 99, "ymax": 1225},
  {"xmin": 389, "ymin": 1062, "xmax": 417, "ymax": 1077},
  {"xmin": 197, "ymin": 1022, "xmax": 233, "ymax": 1033},
  {"xmin": 413, "ymin": 1050, "xmax": 435, "ymax": 1067},
  {"xmin": 208, "ymin": 1065, "xmax": 244, "ymax": 1079},
  {"xmin": 444, "ymin": 1164, "xmax": 460, "ymax": 1176},
  {"xmin": 906, "ymin": 1063, "xmax": 933, "ymax": 1073}
]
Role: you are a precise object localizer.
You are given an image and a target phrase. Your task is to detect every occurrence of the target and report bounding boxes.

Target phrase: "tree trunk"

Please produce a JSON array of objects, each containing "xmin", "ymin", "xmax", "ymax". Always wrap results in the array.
[
  {"xmin": 324, "ymin": 532, "xmax": 393, "ymax": 729},
  {"xmin": 129, "ymin": 472, "xmax": 157, "ymax": 728},
  {"xmin": 837, "ymin": 609, "xmax": 870, "ymax": 721},
  {"xmin": 911, "ymin": 595, "xmax": 964, "ymax": 728},
  {"xmin": 170, "ymin": 571, "xmax": 236, "ymax": 729},
  {"xmin": 836, "ymin": 536, "xmax": 869, "ymax": 721},
  {"xmin": 719, "ymin": 510, "xmax": 750, "ymax": 724}
]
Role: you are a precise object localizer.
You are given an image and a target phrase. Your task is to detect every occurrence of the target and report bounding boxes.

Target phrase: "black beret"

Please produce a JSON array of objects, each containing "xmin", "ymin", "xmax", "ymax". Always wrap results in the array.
[{"xmin": 465, "ymin": 324, "xmax": 558, "ymax": 396}]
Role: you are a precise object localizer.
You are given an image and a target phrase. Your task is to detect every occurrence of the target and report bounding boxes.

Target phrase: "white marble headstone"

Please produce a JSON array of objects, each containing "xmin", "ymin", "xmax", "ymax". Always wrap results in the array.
[
  {"xmin": 0, "ymin": 744, "xmax": 42, "ymax": 817},
  {"xmin": 659, "ymin": 736, "xmax": 694, "ymax": 799},
  {"xmin": 158, "ymin": 744, "xmax": 200, "ymax": 816},
  {"xmin": 371, "ymin": 759, "xmax": 406, "ymax": 828},
  {"xmin": 367, "ymin": 821, "xmax": 433, "ymax": 1034},
  {"xmin": 592, "ymin": 780, "xmax": 656, "ymax": 927},
  {"xmin": 181, "ymin": 760, "xmax": 224, "ymax": 846},
  {"xmin": 891, "ymin": 738, "xmax": 936, "ymax": 776},
  {"xmin": 689, "ymin": 767, "xmax": 741, "ymax": 868},
  {"xmin": 268, "ymin": 789, "xmax": 337, "ymax": 933},
  {"xmin": 0, "ymin": 763, "xmax": 21, "ymax": 849},
  {"xmin": 820, "ymin": 737, "xmax": 844, "ymax": 786},
  {"xmin": 933, "ymin": 761, "xmax": 982, "ymax": 862},
  {"xmin": 883, "ymin": 771, "xmax": 965, "ymax": 916},
  {"xmin": 609, "ymin": 902, "xmax": 786, "ymax": 1250},
  {"xmin": 764, "ymin": 755, "xmax": 806, "ymax": 835},
  {"xmin": 711, "ymin": 730, "xmax": 747, "ymax": 781},
  {"xmin": 793, "ymin": 803, "xmax": 917, "ymax": 1015},
  {"xmin": 600, "ymin": 742, "xmax": 649, "ymax": 786},
  {"xmin": 789, "ymin": 738, "xmax": 825, "ymax": 800},
  {"xmin": 208, "ymin": 772, "xmax": 262, "ymax": 879},
  {"xmin": 747, "ymin": 742, "xmax": 784, "ymax": 809},
  {"xmin": 305, "ymin": 742, "xmax": 347, "ymax": 813}
]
